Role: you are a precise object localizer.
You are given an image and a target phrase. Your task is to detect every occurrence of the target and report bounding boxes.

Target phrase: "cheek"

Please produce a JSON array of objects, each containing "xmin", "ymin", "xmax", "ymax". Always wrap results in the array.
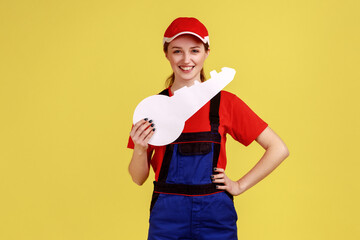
[
  {"xmin": 195, "ymin": 56, "xmax": 206, "ymax": 66},
  {"xmin": 168, "ymin": 56, "xmax": 180, "ymax": 65}
]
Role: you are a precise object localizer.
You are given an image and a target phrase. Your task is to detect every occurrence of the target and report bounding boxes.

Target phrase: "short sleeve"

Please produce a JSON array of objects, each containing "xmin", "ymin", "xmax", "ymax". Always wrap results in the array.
[
  {"xmin": 223, "ymin": 92, "xmax": 268, "ymax": 146},
  {"xmin": 127, "ymin": 135, "xmax": 135, "ymax": 149},
  {"xmin": 127, "ymin": 124, "xmax": 135, "ymax": 149}
]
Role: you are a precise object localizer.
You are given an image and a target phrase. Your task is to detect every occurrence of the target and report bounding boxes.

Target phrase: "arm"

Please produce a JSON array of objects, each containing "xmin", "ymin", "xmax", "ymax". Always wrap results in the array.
[
  {"xmin": 128, "ymin": 119, "xmax": 155, "ymax": 186},
  {"xmin": 212, "ymin": 126, "xmax": 289, "ymax": 195}
]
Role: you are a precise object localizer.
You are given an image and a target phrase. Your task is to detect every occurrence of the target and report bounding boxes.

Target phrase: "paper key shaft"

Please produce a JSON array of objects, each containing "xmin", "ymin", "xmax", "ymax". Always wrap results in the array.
[{"xmin": 132, "ymin": 67, "xmax": 236, "ymax": 146}]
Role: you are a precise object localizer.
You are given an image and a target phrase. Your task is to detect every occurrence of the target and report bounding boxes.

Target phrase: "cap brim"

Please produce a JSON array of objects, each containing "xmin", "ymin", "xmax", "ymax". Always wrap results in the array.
[{"xmin": 163, "ymin": 32, "xmax": 209, "ymax": 45}]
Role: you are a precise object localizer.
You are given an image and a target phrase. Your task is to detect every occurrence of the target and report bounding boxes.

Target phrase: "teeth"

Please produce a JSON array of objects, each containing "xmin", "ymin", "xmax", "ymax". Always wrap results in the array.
[{"xmin": 180, "ymin": 66, "xmax": 193, "ymax": 71}]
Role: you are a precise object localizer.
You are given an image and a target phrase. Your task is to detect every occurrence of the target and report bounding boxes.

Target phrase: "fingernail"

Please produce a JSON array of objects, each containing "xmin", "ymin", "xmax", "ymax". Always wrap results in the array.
[
  {"xmin": 210, "ymin": 175, "xmax": 214, "ymax": 179},
  {"xmin": 216, "ymin": 185, "xmax": 219, "ymax": 189},
  {"xmin": 152, "ymin": 128, "xmax": 156, "ymax": 131},
  {"xmin": 149, "ymin": 120, "xmax": 153, "ymax": 123},
  {"xmin": 151, "ymin": 123, "xmax": 154, "ymax": 127},
  {"xmin": 144, "ymin": 118, "xmax": 148, "ymax": 121},
  {"xmin": 213, "ymin": 167, "xmax": 217, "ymax": 171}
]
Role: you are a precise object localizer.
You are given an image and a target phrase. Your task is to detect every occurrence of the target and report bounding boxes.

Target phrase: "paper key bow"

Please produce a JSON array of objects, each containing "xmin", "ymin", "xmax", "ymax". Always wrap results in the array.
[{"xmin": 132, "ymin": 67, "xmax": 236, "ymax": 146}]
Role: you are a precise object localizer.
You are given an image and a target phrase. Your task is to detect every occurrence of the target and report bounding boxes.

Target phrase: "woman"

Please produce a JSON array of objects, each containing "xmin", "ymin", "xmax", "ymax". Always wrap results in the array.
[{"xmin": 128, "ymin": 17, "xmax": 289, "ymax": 240}]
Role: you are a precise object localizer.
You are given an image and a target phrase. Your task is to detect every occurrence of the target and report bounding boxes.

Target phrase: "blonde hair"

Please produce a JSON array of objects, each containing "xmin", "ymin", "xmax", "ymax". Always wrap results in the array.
[{"xmin": 163, "ymin": 42, "xmax": 210, "ymax": 88}]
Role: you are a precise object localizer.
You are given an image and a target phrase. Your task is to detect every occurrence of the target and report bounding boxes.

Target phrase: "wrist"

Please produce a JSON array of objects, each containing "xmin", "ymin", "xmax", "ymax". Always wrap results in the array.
[
  {"xmin": 133, "ymin": 145, "xmax": 147, "ymax": 155},
  {"xmin": 236, "ymin": 180, "xmax": 247, "ymax": 195}
]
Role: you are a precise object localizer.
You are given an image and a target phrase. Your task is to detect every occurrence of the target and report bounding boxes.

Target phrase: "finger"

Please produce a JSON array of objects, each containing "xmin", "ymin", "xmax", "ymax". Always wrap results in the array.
[
  {"xmin": 138, "ymin": 120, "xmax": 152, "ymax": 133},
  {"xmin": 211, "ymin": 173, "xmax": 224, "ymax": 179},
  {"xmin": 130, "ymin": 119, "xmax": 148, "ymax": 136},
  {"xmin": 138, "ymin": 122, "xmax": 155, "ymax": 139},
  {"xmin": 143, "ymin": 128, "xmax": 155, "ymax": 143},
  {"xmin": 213, "ymin": 168, "xmax": 225, "ymax": 173},
  {"xmin": 139, "ymin": 124, "xmax": 155, "ymax": 142},
  {"xmin": 215, "ymin": 185, "xmax": 227, "ymax": 190},
  {"xmin": 212, "ymin": 178, "xmax": 225, "ymax": 184},
  {"xmin": 133, "ymin": 121, "xmax": 152, "ymax": 140},
  {"xmin": 134, "ymin": 118, "xmax": 148, "ymax": 129}
]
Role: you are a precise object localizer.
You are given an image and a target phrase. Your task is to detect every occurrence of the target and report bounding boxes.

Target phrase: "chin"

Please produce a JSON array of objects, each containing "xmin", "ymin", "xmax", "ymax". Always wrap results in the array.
[{"xmin": 183, "ymin": 76, "xmax": 198, "ymax": 82}]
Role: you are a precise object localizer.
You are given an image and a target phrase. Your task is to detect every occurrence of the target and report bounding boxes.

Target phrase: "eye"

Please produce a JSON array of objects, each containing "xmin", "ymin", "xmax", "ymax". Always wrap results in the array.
[
  {"xmin": 173, "ymin": 50, "xmax": 181, "ymax": 54},
  {"xmin": 192, "ymin": 49, "xmax": 200, "ymax": 53}
]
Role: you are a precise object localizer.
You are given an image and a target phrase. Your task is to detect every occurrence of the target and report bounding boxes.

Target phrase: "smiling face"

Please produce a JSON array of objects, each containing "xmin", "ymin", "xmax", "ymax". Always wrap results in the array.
[{"xmin": 165, "ymin": 34, "xmax": 209, "ymax": 87}]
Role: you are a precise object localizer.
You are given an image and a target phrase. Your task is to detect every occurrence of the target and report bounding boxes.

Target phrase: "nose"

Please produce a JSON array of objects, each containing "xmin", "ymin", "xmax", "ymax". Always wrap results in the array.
[{"xmin": 183, "ymin": 52, "xmax": 191, "ymax": 64}]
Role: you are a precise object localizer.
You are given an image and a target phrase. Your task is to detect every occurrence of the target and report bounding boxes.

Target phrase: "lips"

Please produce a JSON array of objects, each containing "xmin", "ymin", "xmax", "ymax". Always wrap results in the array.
[{"xmin": 179, "ymin": 66, "xmax": 195, "ymax": 71}]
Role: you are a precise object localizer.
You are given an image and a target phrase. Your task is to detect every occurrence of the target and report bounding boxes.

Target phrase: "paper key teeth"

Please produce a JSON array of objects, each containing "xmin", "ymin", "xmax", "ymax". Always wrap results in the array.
[
  {"xmin": 173, "ymin": 85, "xmax": 189, "ymax": 95},
  {"xmin": 210, "ymin": 70, "xmax": 218, "ymax": 78},
  {"xmin": 221, "ymin": 67, "xmax": 236, "ymax": 77}
]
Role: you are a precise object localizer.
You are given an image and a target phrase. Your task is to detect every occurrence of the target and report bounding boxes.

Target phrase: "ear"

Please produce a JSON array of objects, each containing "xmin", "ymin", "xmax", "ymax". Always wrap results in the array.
[
  {"xmin": 164, "ymin": 50, "xmax": 169, "ymax": 60},
  {"xmin": 205, "ymin": 48, "xmax": 210, "ymax": 59}
]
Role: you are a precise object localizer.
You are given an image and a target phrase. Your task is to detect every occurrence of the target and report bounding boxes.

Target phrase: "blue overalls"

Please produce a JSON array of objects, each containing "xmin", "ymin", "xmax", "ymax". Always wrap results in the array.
[{"xmin": 148, "ymin": 90, "xmax": 238, "ymax": 240}]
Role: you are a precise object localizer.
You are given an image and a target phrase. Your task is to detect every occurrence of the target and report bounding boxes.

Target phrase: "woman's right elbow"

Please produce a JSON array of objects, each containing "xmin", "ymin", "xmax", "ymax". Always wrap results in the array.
[
  {"xmin": 128, "ymin": 160, "xmax": 150, "ymax": 186},
  {"xmin": 131, "ymin": 175, "xmax": 147, "ymax": 186},
  {"xmin": 128, "ymin": 168, "xmax": 147, "ymax": 186},
  {"xmin": 133, "ymin": 178, "xmax": 145, "ymax": 186}
]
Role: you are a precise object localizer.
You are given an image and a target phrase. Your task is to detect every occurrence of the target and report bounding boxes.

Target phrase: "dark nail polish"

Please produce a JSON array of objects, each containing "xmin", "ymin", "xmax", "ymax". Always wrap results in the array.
[
  {"xmin": 144, "ymin": 118, "xmax": 148, "ymax": 121},
  {"xmin": 213, "ymin": 167, "xmax": 217, "ymax": 171},
  {"xmin": 151, "ymin": 123, "xmax": 154, "ymax": 127},
  {"xmin": 149, "ymin": 120, "xmax": 153, "ymax": 123},
  {"xmin": 216, "ymin": 185, "xmax": 219, "ymax": 189},
  {"xmin": 211, "ymin": 175, "xmax": 214, "ymax": 179},
  {"xmin": 152, "ymin": 128, "xmax": 156, "ymax": 131}
]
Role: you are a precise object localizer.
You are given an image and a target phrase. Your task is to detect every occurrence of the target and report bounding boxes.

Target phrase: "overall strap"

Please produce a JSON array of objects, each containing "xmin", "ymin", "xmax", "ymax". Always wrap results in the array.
[
  {"xmin": 209, "ymin": 92, "xmax": 222, "ymax": 173},
  {"xmin": 157, "ymin": 144, "xmax": 174, "ymax": 182},
  {"xmin": 209, "ymin": 92, "xmax": 221, "ymax": 132},
  {"xmin": 158, "ymin": 88, "xmax": 170, "ymax": 96},
  {"xmin": 150, "ymin": 88, "xmax": 171, "ymax": 211},
  {"xmin": 157, "ymin": 88, "xmax": 171, "ymax": 182}
]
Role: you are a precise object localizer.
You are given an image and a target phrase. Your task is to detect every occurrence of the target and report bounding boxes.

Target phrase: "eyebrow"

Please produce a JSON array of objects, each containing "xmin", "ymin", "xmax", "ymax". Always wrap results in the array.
[{"xmin": 171, "ymin": 46, "xmax": 201, "ymax": 49}]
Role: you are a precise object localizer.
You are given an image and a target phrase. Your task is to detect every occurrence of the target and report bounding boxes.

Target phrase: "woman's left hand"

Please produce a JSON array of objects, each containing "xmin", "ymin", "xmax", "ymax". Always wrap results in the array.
[{"xmin": 211, "ymin": 168, "xmax": 244, "ymax": 196}]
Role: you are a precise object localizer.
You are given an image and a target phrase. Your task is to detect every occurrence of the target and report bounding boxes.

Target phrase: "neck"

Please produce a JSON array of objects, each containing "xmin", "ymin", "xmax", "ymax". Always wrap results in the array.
[
  {"xmin": 170, "ymin": 74, "xmax": 201, "ymax": 93},
  {"xmin": 171, "ymin": 79, "xmax": 201, "ymax": 93}
]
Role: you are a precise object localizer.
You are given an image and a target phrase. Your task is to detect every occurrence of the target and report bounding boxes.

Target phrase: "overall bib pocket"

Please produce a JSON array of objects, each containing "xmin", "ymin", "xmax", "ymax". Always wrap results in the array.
[
  {"xmin": 178, "ymin": 142, "xmax": 212, "ymax": 155},
  {"xmin": 166, "ymin": 142, "xmax": 214, "ymax": 185}
]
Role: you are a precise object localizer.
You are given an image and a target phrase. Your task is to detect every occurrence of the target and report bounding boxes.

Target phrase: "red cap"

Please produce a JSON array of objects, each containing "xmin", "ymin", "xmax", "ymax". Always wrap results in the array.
[{"xmin": 163, "ymin": 17, "xmax": 209, "ymax": 46}]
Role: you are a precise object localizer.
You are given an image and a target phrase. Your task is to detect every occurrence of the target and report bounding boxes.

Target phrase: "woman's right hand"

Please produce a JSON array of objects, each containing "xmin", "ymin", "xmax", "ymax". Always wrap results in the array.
[
  {"xmin": 130, "ymin": 118, "xmax": 156, "ymax": 152},
  {"xmin": 128, "ymin": 118, "xmax": 155, "ymax": 185}
]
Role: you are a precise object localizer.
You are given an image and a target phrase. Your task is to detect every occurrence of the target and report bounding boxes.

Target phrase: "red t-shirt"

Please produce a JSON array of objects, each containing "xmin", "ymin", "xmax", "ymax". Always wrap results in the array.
[{"xmin": 127, "ymin": 89, "xmax": 268, "ymax": 181}]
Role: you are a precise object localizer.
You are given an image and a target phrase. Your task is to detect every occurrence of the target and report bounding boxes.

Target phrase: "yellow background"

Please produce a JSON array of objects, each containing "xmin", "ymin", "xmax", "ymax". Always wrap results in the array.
[{"xmin": 1, "ymin": 0, "xmax": 359, "ymax": 239}]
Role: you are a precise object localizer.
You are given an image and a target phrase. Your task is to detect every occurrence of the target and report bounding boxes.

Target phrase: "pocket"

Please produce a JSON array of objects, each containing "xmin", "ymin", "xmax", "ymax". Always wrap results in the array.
[
  {"xmin": 225, "ymin": 191, "xmax": 234, "ymax": 201},
  {"xmin": 178, "ymin": 142, "xmax": 212, "ymax": 155},
  {"xmin": 221, "ymin": 192, "xmax": 238, "ymax": 221},
  {"xmin": 167, "ymin": 143, "xmax": 214, "ymax": 184},
  {"xmin": 150, "ymin": 192, "xmax": 160, "ymax": 213},
  {"xmin": 149, "ymin": 193, "xmax": 165, "ymax": 223}
]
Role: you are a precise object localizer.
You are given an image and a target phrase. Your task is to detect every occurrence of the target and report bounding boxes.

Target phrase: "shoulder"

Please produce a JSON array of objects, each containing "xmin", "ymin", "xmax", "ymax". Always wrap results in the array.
[
  {"xmin": 220, "ymin": 90, "xmax": 238, "ymax": 99},
  {"xmin": 219, "ymin": 90, "xmax": 254, "ymax": 115},
  {"xmin": 220, "ymin": 90, "xmax": 243, "ymax": 104}
]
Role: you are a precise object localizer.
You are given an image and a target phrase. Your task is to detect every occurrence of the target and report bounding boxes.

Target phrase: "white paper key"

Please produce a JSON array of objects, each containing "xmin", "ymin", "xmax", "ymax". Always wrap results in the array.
[{"xmin": 132, "ymin": 67, "xmax": 236, "ymax": 146}]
